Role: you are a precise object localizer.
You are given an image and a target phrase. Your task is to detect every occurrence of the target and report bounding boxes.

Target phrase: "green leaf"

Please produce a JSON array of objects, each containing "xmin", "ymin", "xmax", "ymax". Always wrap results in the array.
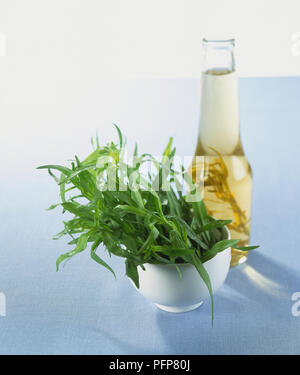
[
  {"xmin": 138, "ymin": 223, "xmax": 159, "ymax": 253},
  {"xmin": 130, "ymin": 190, "xmax": 144, "ymax": 209},
  {"xmin": 59, "ymin": 174, "xmax": 67, "ymax": 203},
  {"xmin": 46, "ymin": 203, "xmax": 61, "ymax": 211},
  {"xmin": 174, "ymin": 217, "xmax": 209, "ymax": 250},
  {"xmin": 90, "ymin": 239, "xmax": 116, "ymax": 278},
  {"xmin": 151, "ymin": 245, "xmax": 194, "ymax": 257},
  {"xmin": 234, "ymin": 245, "xmax": 259, "ymax": 251},
  {"xmin": 114, "ymin": 123, "xmax": 124, "ymax": 148},
  {"xmin": 56, "ymin": 232, "xmax": 89, "ymax": 271},
  {"xmin": 210, "ymin": 239, "xmax": 240, "ymax": 254},
  {"xmin": 162, "ymin": 137, "xmax": 173, "ymax": 163},
  {"xmin": 59, "ymin": 164, "xmax": 95, "ymax": 184},
  {"xmin": 62, "ymin": 202, "xmax": 94, "ymax": 221},
  {"xmin": 52, "ymin": 228, "xmax": 67, "ymax": 240},
  {"xmin": 125, "ymin": 259, "xmax": 140, "ymax": 288},
  {"xmin": 37, "ymin": 164, "xmax": 73, "ymax": 177},
  {"xmin": 199, "ymin": 220, "xmax": 232, "ymax": 233},
  {"xmin": 188, "ymin": 253, "xmax": 214, "ymax": 324},
  {"xmin": 47, "ymin": 168, "xmax": 60, "ymax": 183},
  {"xmin": 116, "ymin": 205, "xmax": 149, "ymax": 217}
]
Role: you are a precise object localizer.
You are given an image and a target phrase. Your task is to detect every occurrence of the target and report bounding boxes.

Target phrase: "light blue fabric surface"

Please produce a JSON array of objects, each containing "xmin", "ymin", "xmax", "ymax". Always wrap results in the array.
[{"xmin": 1, "ymin": 77, "xmax": 300, "ymax": 354}]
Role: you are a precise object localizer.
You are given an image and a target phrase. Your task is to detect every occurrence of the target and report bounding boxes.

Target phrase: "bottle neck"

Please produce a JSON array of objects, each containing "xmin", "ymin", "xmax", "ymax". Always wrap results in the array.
[
  {"xmin": 202, "ymin": 38, "xmax": 235, "ymax": 74},
  {"xmin": 197, "ymin": 39, "xmax": 240, "ymax": 156}
]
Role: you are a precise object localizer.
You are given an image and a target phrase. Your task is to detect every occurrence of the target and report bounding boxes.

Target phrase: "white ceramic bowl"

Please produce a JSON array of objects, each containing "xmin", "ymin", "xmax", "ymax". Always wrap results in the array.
[{"xmin": 132, "ymin": 229, "xmax": 231, "ymax": 313}]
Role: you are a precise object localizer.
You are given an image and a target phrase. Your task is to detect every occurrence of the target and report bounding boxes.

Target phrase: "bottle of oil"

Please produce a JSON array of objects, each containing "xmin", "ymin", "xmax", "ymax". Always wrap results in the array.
[{"xmin": 190, "ymin": 38, "xmax": 252, "ymax": 267}]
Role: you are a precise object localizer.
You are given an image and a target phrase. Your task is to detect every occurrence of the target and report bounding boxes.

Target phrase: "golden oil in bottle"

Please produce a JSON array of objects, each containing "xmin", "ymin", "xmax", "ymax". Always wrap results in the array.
[{"xmin": 190, "ymin": 39, "xmax": 253, "ymax": 267}]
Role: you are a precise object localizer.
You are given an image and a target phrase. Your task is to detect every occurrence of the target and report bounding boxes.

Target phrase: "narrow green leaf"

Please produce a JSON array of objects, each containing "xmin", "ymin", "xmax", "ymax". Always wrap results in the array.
[
  {"xmin": 59, "ymin": 164, "xmax": 95, "ymax": 184},
  {"xmin": 162, "ymin": 137, "xmax": 173, "ymax": 163},
  {"xmin": 125, "ymin": 259, "xmax": 139, "ymax": 288},
  {"xmin": 189, "ymin": 253, "xmax": 214, "ymax": 324},
  {"xmin": 113, "ymin": 123, "xmax": 123, "ymax": 148},
  {"xmin": 90, "ymin": 239, "xmax": 116, "ymax": 278},
  {"xmin": 37, "ymin": 164, "xmax": 73, "ymax": 177},
  {"xmin": 210, "ymin": 239, "xmax": 240, "ymax": 254},
  {"xmin": 234, "ymin": 245, "xmax": 259, "ymax": 251},
  {"xmin": 56, "ymin": 232, "xmax": 89, "ymax": 271},
  {"xmin": 199, "ymin": 220, "xmax": 232, "ymax": 233}
]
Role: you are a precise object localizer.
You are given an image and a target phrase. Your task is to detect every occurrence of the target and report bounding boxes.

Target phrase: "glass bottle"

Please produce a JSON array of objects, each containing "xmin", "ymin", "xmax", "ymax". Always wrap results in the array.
[{"xmin": 190, "ymin": 38, "xmax": 253, "ymax": 267}]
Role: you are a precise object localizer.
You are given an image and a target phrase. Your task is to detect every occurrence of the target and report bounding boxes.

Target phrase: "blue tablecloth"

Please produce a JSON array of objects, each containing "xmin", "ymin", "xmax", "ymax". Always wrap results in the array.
[{"xmin": 1, "ymin": 76, "xmax": 300, "ymax": 354}]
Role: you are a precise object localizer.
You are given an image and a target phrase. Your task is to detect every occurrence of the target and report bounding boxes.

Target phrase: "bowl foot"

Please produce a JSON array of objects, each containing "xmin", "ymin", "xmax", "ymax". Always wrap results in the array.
[{"xmin": 155, "ymin": 301, "xmax": 203, "ymax": 313}]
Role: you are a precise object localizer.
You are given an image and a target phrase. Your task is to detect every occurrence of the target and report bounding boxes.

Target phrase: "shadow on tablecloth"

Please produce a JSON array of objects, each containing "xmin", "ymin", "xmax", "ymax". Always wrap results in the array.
[{"xmin": 155, "ymin": 252, "xmax": 300, "ymax": 354}]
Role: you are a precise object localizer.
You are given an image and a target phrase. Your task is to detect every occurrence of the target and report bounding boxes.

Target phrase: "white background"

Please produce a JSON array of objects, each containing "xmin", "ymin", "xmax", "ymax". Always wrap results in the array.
[
  {"xmin": 0, "ymin": 0, "xmax": 299, "ymax": 180},
  {"xmin": 0, "ymin": 0, "xmax": 300, "ymax": 78}
]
